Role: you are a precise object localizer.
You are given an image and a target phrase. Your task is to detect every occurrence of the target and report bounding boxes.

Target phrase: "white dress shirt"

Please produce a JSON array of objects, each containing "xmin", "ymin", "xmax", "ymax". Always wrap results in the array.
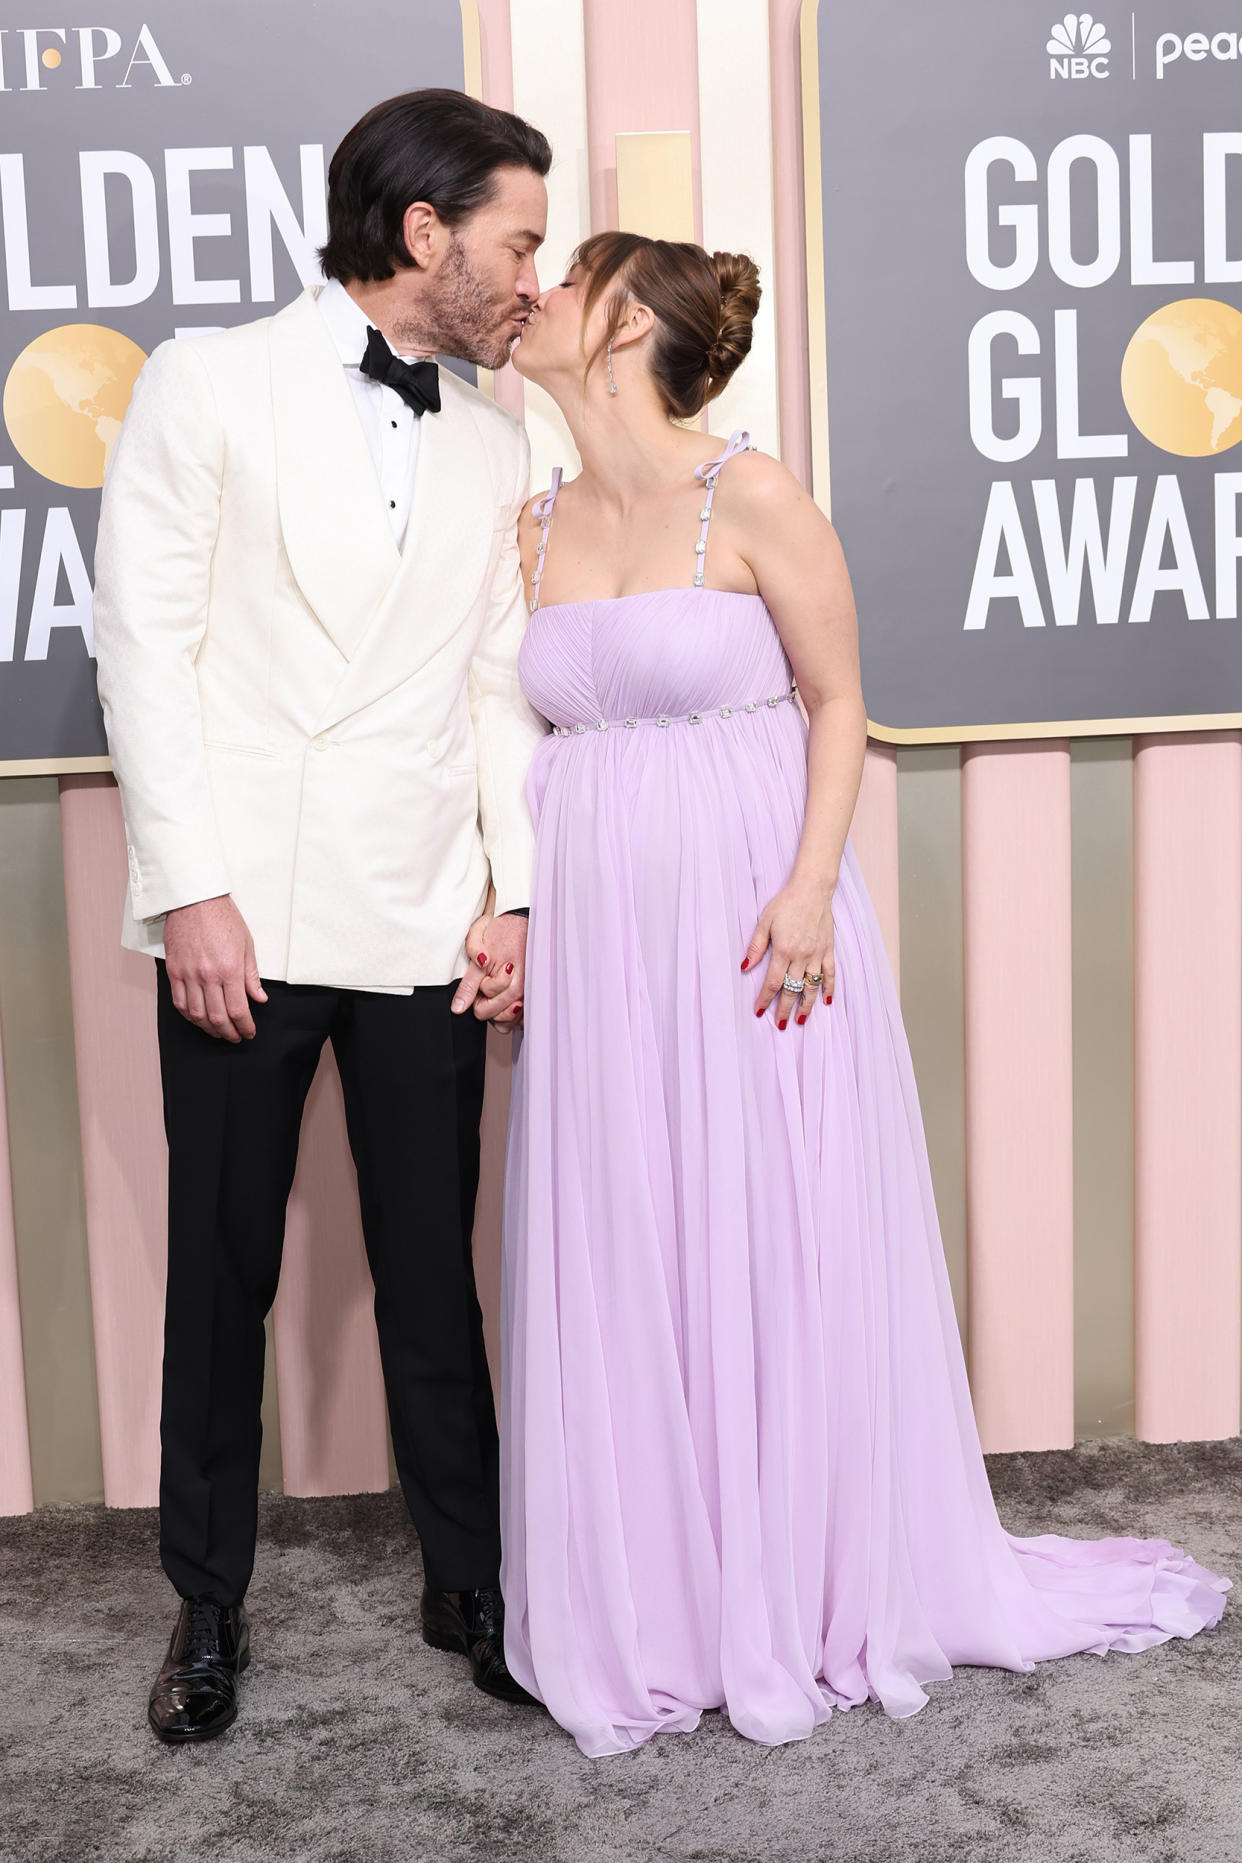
[{"xmin": 316, "ymin": 276, "xmax": 430, "ymax": 546}]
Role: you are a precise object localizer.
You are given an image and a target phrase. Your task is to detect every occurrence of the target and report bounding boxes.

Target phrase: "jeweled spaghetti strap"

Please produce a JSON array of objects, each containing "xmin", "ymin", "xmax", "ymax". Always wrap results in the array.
[
  {"xmin": 692, "ymin": 428, "xmax": 755, "ymax": 589},
  {"xmin": 528, "ymin": 467, "xmax": 563, "ymax": 614}
]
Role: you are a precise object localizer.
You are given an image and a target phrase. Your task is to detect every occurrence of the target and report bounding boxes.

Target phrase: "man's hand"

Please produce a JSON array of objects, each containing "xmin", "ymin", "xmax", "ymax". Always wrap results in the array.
[
  {"xmin": 451, "ymin": 910, "xmax": 527, "ymax": 1027},
  {"xmin": 163, "ymin": 895, "xmax": 268, "ymax": 1041}
]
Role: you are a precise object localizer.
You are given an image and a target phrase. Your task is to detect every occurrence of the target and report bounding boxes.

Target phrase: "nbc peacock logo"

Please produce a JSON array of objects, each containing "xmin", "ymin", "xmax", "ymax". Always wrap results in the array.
[{"xmin": 1046, "ymin": 12, "xmax": 1111, "ymax": 78}]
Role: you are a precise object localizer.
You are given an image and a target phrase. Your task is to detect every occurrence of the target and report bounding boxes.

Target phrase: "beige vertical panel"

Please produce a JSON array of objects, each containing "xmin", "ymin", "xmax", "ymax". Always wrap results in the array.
[
  {"xmin": 616, "ymin": 133, "xmax": 696, "ymax": 243},
  {"xmin": 259, "ymin": 1311, "xmax": 283, "ymax": 1492},
  {"xmin": 896, "ymin": 747, "xmax": 967, "ymax": 1338},
  {"xmin": 0, "ymin": 1011, "xmax": 33, "ymax": 1514},
  {"xmin": 474, "ymin": 1032, "xmax": 516, "ymax": 1405},
  {"xmin": 460, "ymin": 0, "xmax": 482, "ymax": 94},
  {"xmin": 696, "ymin": 0, "xmax": 780, "ymax": 454},
  {"xmin": 799, "ymin": 0, "xmax": 830, "ymax": 512},
  {"xmin": 510, "ymin": 0, "xmax": 590, "ymax": 493},
  {"xmin": 1070, "ymin": 739, "xmax": 1135, "ymax": 1440},
  {"xmin": 0, "ymin": 779, "xmax": 102, "ymax": 1503}
]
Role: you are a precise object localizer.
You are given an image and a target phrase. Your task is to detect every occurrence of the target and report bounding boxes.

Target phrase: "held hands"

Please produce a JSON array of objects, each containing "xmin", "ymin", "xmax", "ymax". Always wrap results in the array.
[
  {"xmin": 452, "ymin": 908, "xmax": 526, "ymax": 1028},
  {"xmin": 163, "ymin": 896, "xmax": 269, "ymax": 1041},
  {"xmin": 743, "ymin": 879, "xmax": 836, "ymax": 1029},
  {"xmin": 164, "ymin": 892, "xmax": 525, "ymax": 1037}
]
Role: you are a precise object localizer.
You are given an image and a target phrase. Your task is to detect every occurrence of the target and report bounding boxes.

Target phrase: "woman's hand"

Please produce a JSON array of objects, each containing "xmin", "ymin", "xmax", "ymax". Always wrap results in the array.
[
  {"xmin": 453, "ymin": 908, "xmax": 526, "ymax": 1028},
  {"xmin": 743, "ymin": 879, "xmax": 835, "ymax": 1028}
]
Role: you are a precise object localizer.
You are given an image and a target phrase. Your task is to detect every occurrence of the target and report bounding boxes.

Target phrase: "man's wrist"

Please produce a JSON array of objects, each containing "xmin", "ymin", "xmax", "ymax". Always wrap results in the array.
[{"xmin": 164, "ymin": 892, "xmax": 231, "ymax": 921}]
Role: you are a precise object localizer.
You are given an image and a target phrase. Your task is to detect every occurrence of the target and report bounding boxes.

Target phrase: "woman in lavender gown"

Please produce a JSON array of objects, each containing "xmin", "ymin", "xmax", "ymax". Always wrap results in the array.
[{"xmin": 497, "ymin": 231, "xmax": 1228, "ymax": 1758}]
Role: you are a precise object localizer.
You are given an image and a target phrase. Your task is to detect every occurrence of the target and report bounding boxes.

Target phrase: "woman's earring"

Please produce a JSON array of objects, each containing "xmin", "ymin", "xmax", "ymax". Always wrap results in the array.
[{"xmin": 606, "ymin": 338, "xmax": 618, "ymax": 396}]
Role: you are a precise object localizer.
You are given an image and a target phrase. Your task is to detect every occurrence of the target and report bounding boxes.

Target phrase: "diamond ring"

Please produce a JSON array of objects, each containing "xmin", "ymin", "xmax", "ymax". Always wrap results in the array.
[{"xmin": 781, "ymin": 975, "xmax": 807, "ymax": 995}]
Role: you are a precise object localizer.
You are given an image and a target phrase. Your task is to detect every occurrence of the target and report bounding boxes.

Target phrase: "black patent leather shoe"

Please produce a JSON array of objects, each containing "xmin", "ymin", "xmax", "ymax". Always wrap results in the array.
[
  {"xmin": 148, "ymin": 1597, "xmax": 250, "ymax": 1744},
  {"xmin": 420, "ymin": 1584, "xmax": 538, "ymax": 1706}
]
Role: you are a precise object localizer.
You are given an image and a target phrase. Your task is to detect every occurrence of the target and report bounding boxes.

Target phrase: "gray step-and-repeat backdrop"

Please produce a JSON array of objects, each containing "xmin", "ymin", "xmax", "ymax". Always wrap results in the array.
[
  {"xmin": 0, "ymin": 1, "xmax": 467, "ymax": 769},
  {"xmin": 813, "ymin": 3, "xmax": 1242, "ymax": 739}
]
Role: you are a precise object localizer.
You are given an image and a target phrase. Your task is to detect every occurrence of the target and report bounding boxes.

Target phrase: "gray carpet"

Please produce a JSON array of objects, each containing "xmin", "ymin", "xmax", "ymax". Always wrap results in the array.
[{"xmin": 1, "ymin": 1439, "xmax": 1239, "ymax": 1863}]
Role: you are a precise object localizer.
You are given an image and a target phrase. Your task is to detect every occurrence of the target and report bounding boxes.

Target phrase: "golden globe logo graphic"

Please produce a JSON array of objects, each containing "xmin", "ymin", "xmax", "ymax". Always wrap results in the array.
[
  {"xmin": 1047, "ymin": 12, "xmax": 1111, "ymax": 78},
  {"xmin": 3, "ymin": 324, "xmax": 146, "ymax": 489},
  {"xmin": 0, "ymin": 24, "xmax": 187, "ymax": 90},
  {"xmin": 1121, "ymin": 299, "xmax": 1242, "ymax": 457}
]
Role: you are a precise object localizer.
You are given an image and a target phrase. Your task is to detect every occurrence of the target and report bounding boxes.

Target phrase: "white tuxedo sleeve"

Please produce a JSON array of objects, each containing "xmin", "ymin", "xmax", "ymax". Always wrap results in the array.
[
  {"xmin": 468, "ymin": 425, "xmax": 548, "ymax": 918},
  {"xmin": 93, "ymin": 339, "xmax": 232, "ymax": 923}
]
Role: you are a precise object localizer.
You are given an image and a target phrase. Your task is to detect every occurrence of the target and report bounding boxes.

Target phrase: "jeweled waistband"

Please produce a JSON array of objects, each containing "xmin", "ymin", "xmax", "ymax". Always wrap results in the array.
[{"xmin": 548, "ymin": 683, "xmax": 798, "ymax": 737}]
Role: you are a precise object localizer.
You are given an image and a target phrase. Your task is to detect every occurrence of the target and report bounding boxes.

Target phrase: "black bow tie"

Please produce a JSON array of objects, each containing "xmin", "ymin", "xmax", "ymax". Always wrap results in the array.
[{"xmin": 358, "ymin": 325, "xmax": 441, "ymax": 417}]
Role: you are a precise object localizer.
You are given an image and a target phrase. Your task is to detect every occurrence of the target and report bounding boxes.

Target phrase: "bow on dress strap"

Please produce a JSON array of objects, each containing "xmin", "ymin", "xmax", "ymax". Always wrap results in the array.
[
  {"xmin": 694, "ymin": 429, "xmax": 752, "ymax": 482},
  {"xmin": 532, "ymin": 467, "xmax": 563, "ymax": 520}
]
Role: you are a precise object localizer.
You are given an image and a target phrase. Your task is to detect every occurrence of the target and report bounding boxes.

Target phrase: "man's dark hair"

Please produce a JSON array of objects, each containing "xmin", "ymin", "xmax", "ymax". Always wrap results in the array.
[{"xmin": 318, "ymin": 89, "xmax": 551, "ymax": 284}]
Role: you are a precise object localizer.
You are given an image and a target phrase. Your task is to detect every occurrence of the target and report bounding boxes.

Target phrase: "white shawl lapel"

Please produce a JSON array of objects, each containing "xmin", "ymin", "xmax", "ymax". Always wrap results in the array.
[{"xmin": 269, "ymin": 286, "xmax": 400, "ymax": 662}]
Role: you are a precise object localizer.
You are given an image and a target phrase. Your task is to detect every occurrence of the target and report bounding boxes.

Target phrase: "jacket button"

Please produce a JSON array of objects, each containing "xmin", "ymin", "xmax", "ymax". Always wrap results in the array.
[
  {"xmin": 425, "ymin": 738, "xmax": 439, "ymax": 757},
  {"xmin": 311, "ymin": 734, "xmax": 328, "ymax": 751}
]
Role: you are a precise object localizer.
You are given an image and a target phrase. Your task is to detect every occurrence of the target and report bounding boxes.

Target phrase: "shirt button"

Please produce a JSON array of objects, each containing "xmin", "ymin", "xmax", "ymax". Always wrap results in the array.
[
  {"xmin": 425, "ymin": 738, "xmax": 439, "ymax": 757},
  {"xmin": 391, "ymin": 420, "xmax": 398, "ymax": 429},
  {"xmin": 389, "ymin": 499, "xmax": 396, "ymax": 509},
  {"xmin": 312, "ymin": 734, "xmax": 328, "ymax": 751}
]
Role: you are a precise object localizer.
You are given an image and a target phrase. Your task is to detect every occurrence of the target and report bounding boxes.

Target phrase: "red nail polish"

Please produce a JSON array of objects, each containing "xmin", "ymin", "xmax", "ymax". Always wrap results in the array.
[
  {"xmin": 826, "ymin": 994, "xmax": 833, "ymax": 1005},
  {"xmin": 797, "ymin": 1014, "xmax": 807, "ymax": 1025},
  {"xmin": 740, "ymin": 958, "xmax": 750, "ymax": 971},
  {"xmin": 506, "ymin": 962, "xmax": 514, "ymax": 974},
  {"xmin": 477, "ymin": 952, "xmax": 488, "ymax": 966},
  {"xmin": 755, "ymin": 1005, "xmax": 764, "ymax": 1018},
  {"xmin": 778, "ymin": 1018, "xmax": 788, "ymax": 1030}
]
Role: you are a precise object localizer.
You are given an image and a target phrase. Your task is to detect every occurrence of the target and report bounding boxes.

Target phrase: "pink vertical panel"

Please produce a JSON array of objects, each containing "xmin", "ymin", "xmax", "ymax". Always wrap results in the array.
[
  {"xmin": 59, "ymin": 776, "xmax": 165, "ymax": 1508},
  {"xmin": 477, "ymin": 0, "xmax": 525, "ymax": 424},
  {"xmin": 274, "ymin": 1056, "xmax": 390, "ymax": 1497},
  {"xmin": 477, "ymin": 0, "xmax": 513, "ymax": 107},
  {"xmin": 770, "ymin": 0, "xmax": 812, "ymax": 488},
  {"xmin": 0, "ymin": 1011, "xmax": 34, "ymax": 1515},
  {"xmin": 582, "ymin": 0, "xmax": 703, "ymax": 236},
  {"xmin": 848, "ymin": 743, "xmax": 900, "ymax": 991},
  {"xmin": 962, "ymin": 744, "xmax": 1075, "ymax": 1453},
  {"xmin": 1134, "ymin": 734, "xmax": 1242, "ymax": 1443}
]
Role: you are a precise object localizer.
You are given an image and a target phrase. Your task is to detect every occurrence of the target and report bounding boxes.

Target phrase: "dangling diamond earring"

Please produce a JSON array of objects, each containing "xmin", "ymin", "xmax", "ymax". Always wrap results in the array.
[{"xmin": 606, "ymin": 338, "xmax": 618, "ymax": 396}]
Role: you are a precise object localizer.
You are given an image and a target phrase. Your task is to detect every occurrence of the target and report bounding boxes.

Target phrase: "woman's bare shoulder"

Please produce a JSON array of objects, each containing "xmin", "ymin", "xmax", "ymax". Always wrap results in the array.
[{"xmin": 704, "ymin": 444, "xmax": 816, "ymax": 523}]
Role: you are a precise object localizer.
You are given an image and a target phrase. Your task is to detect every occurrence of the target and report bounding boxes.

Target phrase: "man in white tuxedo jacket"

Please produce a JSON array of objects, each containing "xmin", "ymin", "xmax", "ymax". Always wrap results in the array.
[{"xmin": 93, "ymin": 89, "xmax": 551, "ymax": 1743}]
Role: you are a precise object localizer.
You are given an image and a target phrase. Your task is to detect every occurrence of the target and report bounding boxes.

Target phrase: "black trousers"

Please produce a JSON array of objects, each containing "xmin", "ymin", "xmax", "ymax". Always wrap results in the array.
[{"xmin": 154, "ymin": 961, "xmax": 499, "ymax": 1606}]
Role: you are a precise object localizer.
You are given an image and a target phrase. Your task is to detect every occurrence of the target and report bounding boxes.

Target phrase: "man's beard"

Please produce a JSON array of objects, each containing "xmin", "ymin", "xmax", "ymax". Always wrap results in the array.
[{"xmin": 389, "ymin": 235, "xmax": 518, "ymax": 371}]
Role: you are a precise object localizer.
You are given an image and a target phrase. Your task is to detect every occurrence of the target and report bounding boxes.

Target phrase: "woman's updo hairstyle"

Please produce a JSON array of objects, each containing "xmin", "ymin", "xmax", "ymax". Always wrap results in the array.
[{"xmin": 573, "ymin": 231, "xmax": 761, "ymax": 420}]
